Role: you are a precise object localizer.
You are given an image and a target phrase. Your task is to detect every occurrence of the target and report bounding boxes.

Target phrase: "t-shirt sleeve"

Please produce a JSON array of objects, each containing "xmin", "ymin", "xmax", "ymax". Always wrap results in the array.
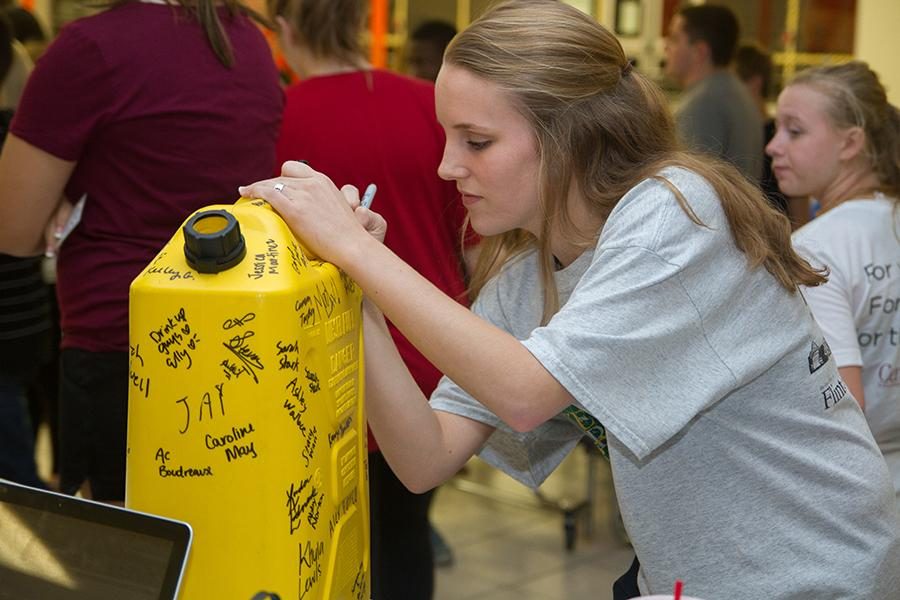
[
  {"xmin": 793, "ymin": 240, "xmax": 862, "ymax": 367},
  {"xmin": 522, "ymin": 245, "xmax": 737, "ymax": 461},
  {"xmin": 430, "ymin": 272, "xmax": 584, "ymax": 488},
  {"xmin": 430, "ymin": 373, "xmax": 584, "ymax": 489},
  {"xmin": 10, "ymin": 25, "xmax": 113, "ymax": 161}
]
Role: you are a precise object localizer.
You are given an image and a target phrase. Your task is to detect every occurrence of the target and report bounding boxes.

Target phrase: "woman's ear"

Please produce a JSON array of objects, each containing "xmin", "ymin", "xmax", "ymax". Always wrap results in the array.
[{"xmin": 839, "ymin": 126, "xmax": 867, "ymax": 162}]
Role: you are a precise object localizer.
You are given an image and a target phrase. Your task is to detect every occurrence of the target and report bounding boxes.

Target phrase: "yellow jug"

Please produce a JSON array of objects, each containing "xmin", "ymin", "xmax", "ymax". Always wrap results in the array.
[{"xmin": 126, "ymin": 198, "xmax": 369, "ymax": 600}]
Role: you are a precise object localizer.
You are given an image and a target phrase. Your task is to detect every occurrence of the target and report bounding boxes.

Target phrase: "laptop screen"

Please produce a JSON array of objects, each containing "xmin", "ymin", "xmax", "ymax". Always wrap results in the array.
[{"xmin": 0, "ymin": 480, "xmax": 191, "ymax": 600}]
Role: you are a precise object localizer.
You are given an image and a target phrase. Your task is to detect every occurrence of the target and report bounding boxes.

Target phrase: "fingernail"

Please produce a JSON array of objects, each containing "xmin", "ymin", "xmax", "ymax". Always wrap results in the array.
[
  {"xmin": 238, "ymin": 186, "xmax": 246, "ymax": 195},
  {"xmin": 45, "ymin": 250, "xmax": 55, "ymax": 258}
]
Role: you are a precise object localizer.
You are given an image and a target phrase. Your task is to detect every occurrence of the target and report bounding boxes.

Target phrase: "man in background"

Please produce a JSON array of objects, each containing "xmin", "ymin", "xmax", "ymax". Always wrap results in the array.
[
  {"xmin": 664, "ymin": 4, "xmax": 762, "ymax": 181},
  {"xmin": 406, "ymin": 20, "xmax": 456, "ymax": 83},
  {"xmin": 734, "ymin": 43, "xmax": 791, "ymax": 217}
]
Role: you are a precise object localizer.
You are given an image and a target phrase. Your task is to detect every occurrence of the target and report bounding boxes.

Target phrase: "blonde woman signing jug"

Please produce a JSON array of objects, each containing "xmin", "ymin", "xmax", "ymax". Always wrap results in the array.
[
  {"xmin": 768, "ymin": 61, "xmax": 900, "ymax": 513},
  {"xmin": 240, "ymin": 2, "xmax": 900, "ymax": 598},
  {"xmin": 265, "ymin": 0, "xmax": 473, "ymax": 597}
]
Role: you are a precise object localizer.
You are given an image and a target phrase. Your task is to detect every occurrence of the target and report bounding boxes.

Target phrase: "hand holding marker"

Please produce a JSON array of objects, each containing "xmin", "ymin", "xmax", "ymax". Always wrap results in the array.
[
  {"xmin": 291, "ymin": 159, "xmax": 375, "ymax": 208},
  {"xmin": 297, "ymin": 160, "xmax": 375, "ymax": 208},
  {"xmin": 47, "ymin": 194, "xmax": 87, "ymax": 257}
]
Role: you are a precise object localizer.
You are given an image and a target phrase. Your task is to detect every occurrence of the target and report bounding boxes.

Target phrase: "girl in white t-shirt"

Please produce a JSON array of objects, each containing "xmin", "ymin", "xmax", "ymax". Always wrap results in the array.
[
  {"xmin": 241, "ymin": 2, "xmax": 900, "ymax": 598},
  {"xmin": 768, "ymin": 61, "xmax": 900, "ymax": 509}
]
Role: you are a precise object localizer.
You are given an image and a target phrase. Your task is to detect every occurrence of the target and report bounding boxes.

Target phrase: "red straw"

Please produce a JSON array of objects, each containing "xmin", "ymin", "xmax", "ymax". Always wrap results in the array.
[{"xmin": 673, "ymin": 579, "xmax": 683, "ymax": 600}]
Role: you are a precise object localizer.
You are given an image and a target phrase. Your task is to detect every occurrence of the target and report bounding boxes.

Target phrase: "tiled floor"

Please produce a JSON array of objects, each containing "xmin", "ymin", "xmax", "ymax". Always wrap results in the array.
[{"xmin": 431, "ymin": 449, "xmax": 634, "ymax": 600}]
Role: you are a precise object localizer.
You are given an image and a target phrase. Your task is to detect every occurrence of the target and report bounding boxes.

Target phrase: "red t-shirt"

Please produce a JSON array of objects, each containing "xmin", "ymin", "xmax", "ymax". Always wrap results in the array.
[
  {"xmin": 276, "ymin": 71, "xmax": 469, "ymax": 450},
  {"xmin": 11, "ymin": 3, "xmax": 284, "ymax": 352}
]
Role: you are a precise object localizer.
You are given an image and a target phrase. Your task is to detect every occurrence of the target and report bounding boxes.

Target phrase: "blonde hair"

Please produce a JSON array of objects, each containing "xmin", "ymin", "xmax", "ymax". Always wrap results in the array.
[
  {"xmin": 267, "ymin": 0, "xmax": 367, "ymax": 67},
  {"xmin": 789, "ymin": 61, "xmax": 900, "ymax": 201},
  {"xmin": 447, "ymin": 0, "xmax": 825, "ymax": 323}
]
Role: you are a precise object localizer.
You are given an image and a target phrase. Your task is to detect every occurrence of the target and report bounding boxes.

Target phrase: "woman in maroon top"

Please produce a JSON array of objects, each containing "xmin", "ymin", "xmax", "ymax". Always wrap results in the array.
[{"xmin": 0, "ymin": 0, "xmax": 283, "ymax": 503}]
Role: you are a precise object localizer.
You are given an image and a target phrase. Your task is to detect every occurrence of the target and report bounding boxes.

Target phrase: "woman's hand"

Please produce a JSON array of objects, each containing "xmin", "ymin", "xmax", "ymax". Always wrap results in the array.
[
  {"xmin": 43, "ymin": 197, "xmax": 73, "ymax": 258},
  {"xmin": 338, "ymin": 182, "xmax": 387, "ymax": 244},
  {"xmin": 238, "ymin": 161, "xmax": 386, "ymax": 265}
]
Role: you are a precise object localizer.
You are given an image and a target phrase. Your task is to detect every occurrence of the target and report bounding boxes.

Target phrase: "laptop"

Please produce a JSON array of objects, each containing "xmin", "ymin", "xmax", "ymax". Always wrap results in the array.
[{"xmin": 0, "ymin": 479, "xmax": 192, "ymax": 600}]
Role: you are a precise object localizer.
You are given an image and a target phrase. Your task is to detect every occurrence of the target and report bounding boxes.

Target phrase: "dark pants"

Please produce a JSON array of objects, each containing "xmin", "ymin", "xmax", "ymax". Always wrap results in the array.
[
  {"xmin": 0, "ymin": 370, "xmax": 46, "ymax": 488},
  {"xmin": 58, "ymin": 348, "xmax": 128, "ymax": 501},
  {"xmin": 28, "ymin": 285, "xmax": 61, "ymax": 475},
  {"xmin": 368, "ymin": 450, "xmax": 434, "ymax": 600},
  {"xmin": 613, "ymin": 556, "xmax": 641, "ymax": 600},
  {"xmin": 1, "ymin": 328, "xmax": 52, "ymax": 489}
]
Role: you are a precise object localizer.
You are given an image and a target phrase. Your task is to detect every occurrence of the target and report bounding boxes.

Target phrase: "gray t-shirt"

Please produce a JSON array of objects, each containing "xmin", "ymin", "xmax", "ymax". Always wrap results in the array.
[
  {"xmin": 431, "ymin": 167, "xmax": 900, "ymax": 599},
  {"xmin": 676, "ymin": 71, "xmax": 763, "ymax": 182}
]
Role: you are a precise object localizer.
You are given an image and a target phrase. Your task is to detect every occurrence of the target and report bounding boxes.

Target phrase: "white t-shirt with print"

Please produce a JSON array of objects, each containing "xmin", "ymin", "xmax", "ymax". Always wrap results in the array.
[{"xmin": 793, "ymin": 196, "xmax": 900, "ymax": 506}]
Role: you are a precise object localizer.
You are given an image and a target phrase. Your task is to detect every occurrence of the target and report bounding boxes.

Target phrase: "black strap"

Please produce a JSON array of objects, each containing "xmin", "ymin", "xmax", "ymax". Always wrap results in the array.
[{"xmin": 612, "ymin": 556, "xmax": 641, "ymax": 600}]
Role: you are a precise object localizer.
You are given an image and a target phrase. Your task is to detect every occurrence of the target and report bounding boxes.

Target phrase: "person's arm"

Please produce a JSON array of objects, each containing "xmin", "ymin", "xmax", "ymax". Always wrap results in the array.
[
  {"xmin": 792, "ymin": 239, "xmax": 865, "ymax": 409},
  {"xmin": 354, "ymin": 241, "xmax": 570, "ymax": 431},
  {"xmin": 334, "ymin": 184, "xmax": 495, "ymax": 491},
  {"xmin": 838, "ymin": 365, "xmax": 865, "ymax": 411},
  {"xmin": 0, "ymin": 134, "xmax": 75, "ymax": 256},
  {"xmin": 362, "ymin": 299, "xmax": 495, "ymax": 492},
  {"xmin": 239, "ymin": 164, "xmax": 576, "ymax": 434}
]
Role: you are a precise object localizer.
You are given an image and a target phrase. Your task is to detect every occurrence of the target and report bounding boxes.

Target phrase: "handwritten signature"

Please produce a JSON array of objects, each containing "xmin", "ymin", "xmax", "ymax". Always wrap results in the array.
[{"xmin": 222, "ymin": 331, "xmax": 264, "ymax": 383}]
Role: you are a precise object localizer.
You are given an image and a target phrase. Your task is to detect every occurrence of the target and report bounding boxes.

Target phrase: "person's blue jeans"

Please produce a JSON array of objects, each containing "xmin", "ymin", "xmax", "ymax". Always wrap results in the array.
[{"xmin": 0, "ymin": 371, "xmax": 46, "ymax": 488}]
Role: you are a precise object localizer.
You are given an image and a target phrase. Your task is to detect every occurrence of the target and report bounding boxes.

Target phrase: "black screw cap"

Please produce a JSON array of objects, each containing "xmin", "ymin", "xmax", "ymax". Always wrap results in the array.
[{"xmin": 183, "ymin": 210, "xmax": 246, "ymax": 274}]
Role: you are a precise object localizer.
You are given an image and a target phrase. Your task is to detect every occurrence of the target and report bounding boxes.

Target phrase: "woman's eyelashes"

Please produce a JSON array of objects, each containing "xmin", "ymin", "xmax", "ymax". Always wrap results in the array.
[{"xmin": 467, "ymin": 139, "xmax": 492, "ymax": 151}]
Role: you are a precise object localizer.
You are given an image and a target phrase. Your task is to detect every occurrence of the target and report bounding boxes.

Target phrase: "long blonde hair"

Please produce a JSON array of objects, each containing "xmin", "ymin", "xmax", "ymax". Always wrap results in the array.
[{"xmin": 446, "ymin": 0, "xmax": 825, "ymax": 323}]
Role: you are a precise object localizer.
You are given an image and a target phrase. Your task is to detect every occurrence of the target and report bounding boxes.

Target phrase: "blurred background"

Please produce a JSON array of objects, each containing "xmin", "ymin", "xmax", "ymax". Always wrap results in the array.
[{"xmin": 20, "ymin": 0, "xmax": 900, "ymax": 106}]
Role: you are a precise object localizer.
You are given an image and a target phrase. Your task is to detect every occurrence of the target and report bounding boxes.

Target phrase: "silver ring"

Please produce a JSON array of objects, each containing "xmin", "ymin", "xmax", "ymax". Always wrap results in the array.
[{"xmin": 274, "ymin": 182, "xmax": 285, "ymax": 193}]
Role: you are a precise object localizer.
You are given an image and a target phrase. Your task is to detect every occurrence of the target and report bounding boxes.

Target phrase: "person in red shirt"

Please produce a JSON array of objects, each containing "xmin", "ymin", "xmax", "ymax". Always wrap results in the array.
[
  {"xmin": 269, "ymin": 0, "xmax": 472, "ymax": 597},
  {"xmin": 0, "ymin": 0, "xmax": 283, "ymax": 503}
]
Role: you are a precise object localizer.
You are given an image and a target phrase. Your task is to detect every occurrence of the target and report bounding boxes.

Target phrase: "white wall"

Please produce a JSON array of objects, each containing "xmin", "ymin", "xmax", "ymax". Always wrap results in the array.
[{"xmin": 855, "ymin": 0, "xmax": 900, "ymax": 106}]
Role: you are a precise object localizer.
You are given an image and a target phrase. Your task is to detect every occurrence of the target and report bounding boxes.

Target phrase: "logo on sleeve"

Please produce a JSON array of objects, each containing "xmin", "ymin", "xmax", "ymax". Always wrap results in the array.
[
  {"xmin": 807, "ymin": 339, "xmax": 832, "ymax": 374},
  {"xmin": 562, "ymin": 405, "xmax": 609, "ymax": 459}
]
